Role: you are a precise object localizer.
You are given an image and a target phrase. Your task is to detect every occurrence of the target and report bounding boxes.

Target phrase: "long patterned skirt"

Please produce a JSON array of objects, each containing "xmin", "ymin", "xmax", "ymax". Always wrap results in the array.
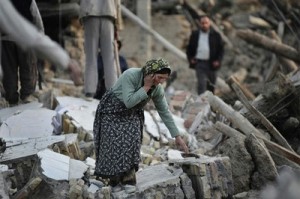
[{"xmin": 93, "ymin": 90, "xmax": 147, "ymax": 182}]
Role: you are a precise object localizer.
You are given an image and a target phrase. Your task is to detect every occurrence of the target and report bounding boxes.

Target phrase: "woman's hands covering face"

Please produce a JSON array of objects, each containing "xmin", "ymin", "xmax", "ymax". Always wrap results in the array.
[
  {"xmin": 144, "ymin": 74, "xmax": 154, "ymax": 90},
  {"xmin": 143, "ymin": 74, "xmax": 154, "ymax": 93}
]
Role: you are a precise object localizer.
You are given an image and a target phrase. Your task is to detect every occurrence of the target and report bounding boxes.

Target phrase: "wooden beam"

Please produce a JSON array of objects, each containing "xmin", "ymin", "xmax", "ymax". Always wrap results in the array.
[
  {"xmin": 228, "ymin": 76, "xmax": 294, "ymax": 151},
  {"xmin": 236, "ymin": 29, "xmax": 300, "ymax": 63},
  {"xmin": 227, "ymin": 75, "xmax": 255, "ymax": 100},
  {"xmin": 215, "ymin": 122, "xmax": 300, "ymax": 165},
  {"xmin": 207, "ymin": 91, "xmax": 265, "ymax": 138},
  {"xmin": 121, "ymin": 4, "xmax": 187, "ymax": 61}
]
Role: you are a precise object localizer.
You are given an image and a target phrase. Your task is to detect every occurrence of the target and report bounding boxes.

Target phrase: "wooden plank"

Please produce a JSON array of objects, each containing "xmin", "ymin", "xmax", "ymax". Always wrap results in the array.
[
  {"xmin": 228, "ymin": 76, "xmax": 294, "ymax": 151},
  {"xmin": 237, "ymin": 29, "xmax": 300, "ymax": 63},
  {"xmin": 215, "ymin": 122, "xmax": 300, "ymax": 165}
]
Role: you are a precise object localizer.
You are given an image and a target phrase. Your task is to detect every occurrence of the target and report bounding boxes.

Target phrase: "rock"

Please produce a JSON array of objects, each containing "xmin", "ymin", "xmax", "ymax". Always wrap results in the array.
[
  {"xmin": 245, "ymin": 134, "xmax": 278, "ymax": 190},
  {"xmin": 170, "ymin": 155, "xmax": 233, "ymax": 198},
  {"xmin": 217, "ymin": 136, "xmax": 254, "ymax": 194},
  {"xmin": 136, "ymin": 164, "xmax": 184, "ymax": 198}
]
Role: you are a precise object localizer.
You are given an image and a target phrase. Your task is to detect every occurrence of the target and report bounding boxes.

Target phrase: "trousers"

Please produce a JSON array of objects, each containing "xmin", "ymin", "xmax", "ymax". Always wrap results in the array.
[
  {"xmin": 1, "ymin": 40, "xmax": 37, "ymax": 104},
  {"xmin": 82, "ymin": 16, "xmax": 117, "ymax": 94},
  {"xmin": 195, "ymin": 60, "xmax": 217, "ymax": 95}
]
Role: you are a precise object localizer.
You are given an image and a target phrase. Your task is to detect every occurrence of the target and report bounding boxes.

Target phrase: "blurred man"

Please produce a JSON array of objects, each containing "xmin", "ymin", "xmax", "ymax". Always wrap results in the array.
[
  {"xmin": 80, "ymin": 0, "xmax": 123, "ymax": 98},
  {"xmin": 186, "ymin": 15, "xmax": 224, "ymax": 95},
  {"xmin": 94, "ymin": 40, "xmax": 128, "ymax": 100},
  {"xmin": 1, "ymin": 0, "xmax": 44, "ymax": 105},
  {"xmin": 0, "ymin": 0, "xmax": 82, "ymax": 93}
]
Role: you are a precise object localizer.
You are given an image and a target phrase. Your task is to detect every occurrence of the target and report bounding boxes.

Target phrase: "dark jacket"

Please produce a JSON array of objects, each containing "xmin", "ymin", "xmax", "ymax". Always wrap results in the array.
[
  {"xmin": 11, "ymin": 0, "xmax": 33, "ymax": 22},
  {"xmin": 186, "ymin": 28, "xmax": 224, "ymax": 70}
]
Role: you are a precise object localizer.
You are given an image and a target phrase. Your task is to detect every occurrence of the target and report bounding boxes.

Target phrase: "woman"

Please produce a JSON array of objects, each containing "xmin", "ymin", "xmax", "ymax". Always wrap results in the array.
[{"xmin": 93, "ymin": 58, "xmax": 189, "ymax": 187}]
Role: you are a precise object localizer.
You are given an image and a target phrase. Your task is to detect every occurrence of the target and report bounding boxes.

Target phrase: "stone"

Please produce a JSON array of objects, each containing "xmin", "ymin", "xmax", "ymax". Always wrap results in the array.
[
  {"xmin": 180, "ymin": 173, "xmax": 196, "ymax": 199},
  {"xmin": 142, "ymin": 131, "xmax": 151, "ymax": 145},
  {"xmin": 98, "ymin": 186, "xmax": 111, "ymax": 199},
  {"xmin": 136, "ymin": 164, "xmax": 183, "ymax": 198},
  {"xmin": 245, "ymin": 134, "xmax": 278, "ymax": 190},
  {"xmin": 170, "ymin": 156, "xmax": 233, "ymax": 198},
  {"xmin": 217, "ymin": 137, "xmax": 254, "ymax": 194},
  {"xmin": 69, "ymin": 184, "xmax": 83, "ymax": 198}
]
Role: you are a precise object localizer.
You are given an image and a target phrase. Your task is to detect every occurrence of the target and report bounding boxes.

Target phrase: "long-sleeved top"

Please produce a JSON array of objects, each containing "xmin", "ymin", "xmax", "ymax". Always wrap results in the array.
[
  {"xmin": 186, "ymin": 28, "xmax": 224, "ymax": 69},
  {"xmin": 0, "ymin": 0, "xmax": 70, "ymax": 74},
  {"xmin": 112, "ymin": 68, "xmax": 180, "ymax": 137}
]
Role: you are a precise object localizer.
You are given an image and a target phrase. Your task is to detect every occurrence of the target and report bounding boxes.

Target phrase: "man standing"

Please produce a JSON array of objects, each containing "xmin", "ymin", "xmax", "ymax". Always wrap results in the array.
[
  {"xmin": 1, "ymin": 0, "xmax": 44, "ymax": 105},
  {"xmin": 186, "ymin": 15, "xmax": 224, "ymax": 95},
  {"xmin": 0, "ymin": 0, "xmax": 83, "ymax": 92},
  {"xmin": 94, "ymin": 40, "xmax": 128, "ymax": 100},
  {"xmin": 79, "ymin": 0, "xmax": 123, "ymax": 98}
]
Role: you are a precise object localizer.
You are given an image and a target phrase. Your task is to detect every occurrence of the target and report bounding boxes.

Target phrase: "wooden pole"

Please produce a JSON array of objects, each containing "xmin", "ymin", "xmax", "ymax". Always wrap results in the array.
[
  {"xmin": 237, "ymin": 29, "xmax": 300, "ymax": 63},
  {"xmin": 268, "ymin": 30, "xmax": 298, "ymax": 73},
  {"xmin": 228, "ymin": 76, "xmax": 294, "ymax": 151},
  {"xmin": 207, "ymin": 91, "xmax": 265, "ymax": 138},
  {"xmin": 137, "ymin": 0, "xmax": 152, "ymax": 61},
  {"xmin": 215, "ymin": 122, "xmax": 300, "ymax": 165},
  {"xmin": 227, "ymin": 75, "xmax": 255, "ymax": 100},
  {"xmin": 121, "ymin": 4, "xmax": 187, "ymax": 61}
]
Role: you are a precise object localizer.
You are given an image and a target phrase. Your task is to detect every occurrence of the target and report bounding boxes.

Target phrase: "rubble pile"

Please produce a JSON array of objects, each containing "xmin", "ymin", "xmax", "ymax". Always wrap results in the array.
[
  {"xmin": 1, "ymin": 0, "xmax": 300, "ymax": 198},
  {"xmin": 0, "ymin": 91, "xmax": 235, "ymax": 199},
  {"xmin": 1, "ymin": 79, "xmax": 300, "ymax": 198}
]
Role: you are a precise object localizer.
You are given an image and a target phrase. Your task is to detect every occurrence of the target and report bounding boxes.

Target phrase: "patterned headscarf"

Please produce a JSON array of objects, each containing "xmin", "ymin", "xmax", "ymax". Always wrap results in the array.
[{"xmin": 142, "ymin": 58, "xmax": 171, "ymax": 76}]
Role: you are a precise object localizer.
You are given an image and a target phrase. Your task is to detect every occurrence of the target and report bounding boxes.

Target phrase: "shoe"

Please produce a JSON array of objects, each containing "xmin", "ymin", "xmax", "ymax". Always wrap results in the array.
[
  {"xmin": 84, "ymin": 93, "xmax": 94, "ymax": 101},
  {"xmin": 21, "ymin": 94, "xmax": 38, "ymax": 103},
  {"xmin": 8, "ymin": 100, "xmax": 19, "ymax": 107}
]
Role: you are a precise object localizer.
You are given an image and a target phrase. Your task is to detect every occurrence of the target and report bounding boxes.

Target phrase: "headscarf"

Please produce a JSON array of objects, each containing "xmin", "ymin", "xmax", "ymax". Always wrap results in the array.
[{"xmin": 142, "ymin": 58, "xmax": 171, "ymax": 76}]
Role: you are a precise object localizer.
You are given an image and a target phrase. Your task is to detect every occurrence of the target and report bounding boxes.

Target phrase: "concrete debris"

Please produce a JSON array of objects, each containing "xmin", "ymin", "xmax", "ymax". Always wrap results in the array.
[
  {"xmin": 170, "ymin": 156, "xmax": 233, "ymax": 199},
  {"xmin": 0, "ymin": 101, "xmax": 43, "ymax": 124},
  {"xmin": 2, "ymin": 0, "xmax": 300, "ymax": 198},
  {"xmin": 0, "ymin": 90, "xmax": 235, "ymax": 198},
  {"xmin": 1, "ymin": 84, "xmax": 299, "ymax": 198},
  {"xmin": 37, "ymin": 149, "xmax": 88, "ymax": 180},
  {"xmin": 0, "ymin": 135, "xmax": 65, "ymax": 163},
  {"xmin": 0, "ymin": 108, "xmax": 56, "ymax": 140}
]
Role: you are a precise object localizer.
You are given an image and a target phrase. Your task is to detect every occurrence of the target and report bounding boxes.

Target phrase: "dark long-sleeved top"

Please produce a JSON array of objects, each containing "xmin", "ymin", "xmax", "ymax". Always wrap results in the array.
[{"xmin": 186, "ymin": 28, "xmax": 224, "ymax": 69}]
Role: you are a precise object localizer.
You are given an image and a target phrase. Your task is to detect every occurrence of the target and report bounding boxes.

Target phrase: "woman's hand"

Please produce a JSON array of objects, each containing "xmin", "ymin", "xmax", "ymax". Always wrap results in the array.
[
  {"xmin": 175, "ymin": 136, "xmax": 189, "ymax": 154},
  {"xmin": 143, "ymin": 74, "xmax": 154, "ymax": 92}
]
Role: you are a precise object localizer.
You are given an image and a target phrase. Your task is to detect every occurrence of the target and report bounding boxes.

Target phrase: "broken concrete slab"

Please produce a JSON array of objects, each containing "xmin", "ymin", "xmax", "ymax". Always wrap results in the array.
[
  {"xmin": 54, "ymin": 96, "xmax": 99, "ymax": 133},
  {"xmin": 37, "ymin": 149, "xmax": 88, "ymax": 181},
  {"xmin": 0, "ymin": 108, "xmax": 56, "ymax": 140},
  {"xmin": 0, "ymin": 101, "xmax": 43, "ymax": 124},
  {"xmin": 136, "ymin": 164, "xmax": 186, "ymax": 198},
  {"xmin": 167, "ymin": 149, "xmax": 184, "ymax": 160},
  {"xmin": 170, "ymin": 156, "xmax": 233, "ymax": 199},
  {"xmin": 144, "ymin": 111, "xmax": 160, "ymax": 139},
  {"xmin": 0, "ymin": 136, "xmax": 65, "ymax": 163}
]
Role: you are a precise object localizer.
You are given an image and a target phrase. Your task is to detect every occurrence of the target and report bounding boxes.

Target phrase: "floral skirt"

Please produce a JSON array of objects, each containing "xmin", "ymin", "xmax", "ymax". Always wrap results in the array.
[{"xmin": 93, "ymin": 90, "xmax": 145, "ymax": 180}]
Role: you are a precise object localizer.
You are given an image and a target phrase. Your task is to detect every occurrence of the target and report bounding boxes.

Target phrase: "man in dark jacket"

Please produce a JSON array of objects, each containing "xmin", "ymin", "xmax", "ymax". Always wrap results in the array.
[{"xmin": 186, "ymin": 15, "xmax": 224, "ymax": 95}]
